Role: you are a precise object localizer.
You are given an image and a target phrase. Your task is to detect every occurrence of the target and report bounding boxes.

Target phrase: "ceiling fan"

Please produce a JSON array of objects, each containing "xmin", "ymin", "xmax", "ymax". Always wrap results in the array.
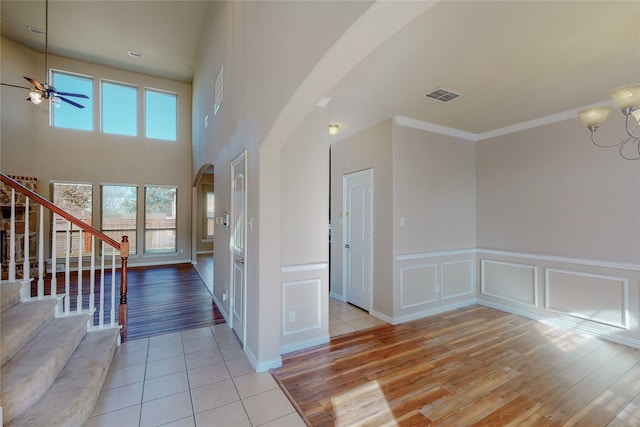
[{"xmin": 0, "ymin": 0, "xmax": 89, "ymax": 109}]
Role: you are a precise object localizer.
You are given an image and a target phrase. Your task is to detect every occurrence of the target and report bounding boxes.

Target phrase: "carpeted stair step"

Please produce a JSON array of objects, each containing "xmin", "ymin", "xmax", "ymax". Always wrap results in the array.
[
  {"xmin": 1, "ymin": 314, "xmax": 90, "ymax": 424},
  {"xmin": 1, "ymin": 282, "xmax": 22, "ymax": 313},
  {"xmin": 1, "ymin": 298, "xmax": 60, "ymax": 366},
  {"xmin": 8, "ymin": 328, "xmax": 120, "ymax": 427}
]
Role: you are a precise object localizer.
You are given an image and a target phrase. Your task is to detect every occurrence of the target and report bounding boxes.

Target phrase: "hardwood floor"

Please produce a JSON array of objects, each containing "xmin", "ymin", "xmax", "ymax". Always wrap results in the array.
[
  {"xmin": 32, "ymin": 262, "xmax": 225, "ymax": 341},
  {"xmin": 271, "ymin": 305, "xmax": 640, "ymax": 426}
]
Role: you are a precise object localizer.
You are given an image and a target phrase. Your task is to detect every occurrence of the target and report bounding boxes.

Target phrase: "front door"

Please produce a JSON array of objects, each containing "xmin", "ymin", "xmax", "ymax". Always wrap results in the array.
[
  {"xmin": 230, "ymin": 152, "xmax": 247, "ymax": 347},
  {"xmin": 343, "ymin": 169, "xmax": 372, "ymax": 311}
]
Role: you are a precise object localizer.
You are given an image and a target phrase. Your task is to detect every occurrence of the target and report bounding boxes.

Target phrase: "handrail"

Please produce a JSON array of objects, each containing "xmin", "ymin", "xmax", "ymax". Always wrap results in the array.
[
  {"xmin": 1, "ymin": 171, "xmax": 129, "ymax": 342},
  {"xmin": 0, "ymin": 172, "xmax": 120, "ymax": 249}
]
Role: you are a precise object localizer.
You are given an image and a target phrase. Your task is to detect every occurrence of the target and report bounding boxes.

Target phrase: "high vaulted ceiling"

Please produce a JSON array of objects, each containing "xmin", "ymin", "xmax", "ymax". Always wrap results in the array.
[{"xmin": 1, "ymin": 1, "xmax": 639, "ymax": 138}]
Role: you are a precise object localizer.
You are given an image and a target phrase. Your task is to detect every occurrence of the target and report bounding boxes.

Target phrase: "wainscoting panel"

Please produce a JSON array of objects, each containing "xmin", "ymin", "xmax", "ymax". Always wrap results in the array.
[
  {"xmin": 545, "ymin": 268, "xmax": 628, "ymax": 329},
  {"xmin": 481, "ymin": 259, "xmax": 537, "ymax": 306},
  {"xmin": 441, "ymin": 259, "xmax": 474, "ymax": 300},
  {"xmin": 280, "ymin": 263, "xmax": 329, "ymax": 354},
  {"xmin": 400, "ymin": 264, "xmax": 437, "ymax": 309}
]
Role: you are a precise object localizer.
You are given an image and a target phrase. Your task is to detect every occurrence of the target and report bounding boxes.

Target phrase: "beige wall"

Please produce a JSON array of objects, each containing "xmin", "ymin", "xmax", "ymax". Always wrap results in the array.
[
  {"xmin": 1, "ymin": 37, "xmax": 193, "ymax": 265},
  {"xmin": 192, "ymin": 1, "xmax": 372, "ymax": 370},
  {"xmin": 280, "ymin": 106, "xmax": 330, "ymax": 352},
  {"xmin": 330, "ymin": 120, "xmax": 393, "ymax": 316},
  {"xmin": 476, "ymin": 117, "xmax": 640, "ymax": 264},
  {"xmin": 393, "ymin": 124, "xmax": 476, "ymax": 254}
]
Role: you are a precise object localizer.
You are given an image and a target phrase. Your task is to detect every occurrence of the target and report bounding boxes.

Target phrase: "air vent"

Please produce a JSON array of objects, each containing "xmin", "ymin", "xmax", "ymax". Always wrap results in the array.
[
  {"xmin": 128, "ymin": 51, "xmax": 143, "ymax": 59},
  {"xmin": 27, "ymin": 26, "xmax": 46, "ymax": 36},
  {"xmin": 424, "ymin": 87, "xmax": 461, "ymax": 103}
]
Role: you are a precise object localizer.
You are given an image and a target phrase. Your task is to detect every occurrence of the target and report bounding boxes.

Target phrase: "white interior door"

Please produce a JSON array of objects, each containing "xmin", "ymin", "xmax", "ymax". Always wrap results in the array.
[
  {"xmin": 230, "ymin": 152, "xmax": 247, "ymax": 346},
  {"xmin": 343, "ymin": 169, "xmax": 372, "ymax": 311}
]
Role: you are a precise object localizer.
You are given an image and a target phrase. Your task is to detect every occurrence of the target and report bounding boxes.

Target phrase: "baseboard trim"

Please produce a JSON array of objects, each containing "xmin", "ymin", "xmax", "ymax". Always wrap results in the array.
[
  {"xmin": 389, "ymin": 299, "xmax": 477, "ymax": 325},
  {"xmin": 280, "ymin": 335, "xmax": 330, "ymax": 355}
]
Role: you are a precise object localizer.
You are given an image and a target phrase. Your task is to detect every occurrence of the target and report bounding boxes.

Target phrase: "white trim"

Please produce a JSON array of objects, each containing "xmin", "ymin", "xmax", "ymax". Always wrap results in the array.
[
  {"xmin": 245, "ymin": 346, "xmax": 282, "ymax": 373},
  {"xmin": 282, "ymin": 279, "xmax": 322, "ymax": 336},
  {"xmin": 481, "ymin": 259, "xmax": 538, "ymax": 307},
  {"xmin": 280, "ymin": 334, "xmax": 330, "ymax": 355},
  {"xmin": 393, "ymin": 101, "xmax": 610, "ymax": 142},
  {"xmin": 211, "ymin": 293, "xmax": 229, "ymax": 324},
  {"xmin": 370, "ymin": 309, "xmax": 393, "ymax": 324},
  {"xmin": 330, "ymin": 291, "xmax": 346, "ymax": 302},
  {"xmin": 399, "ymin": 263, "xmax": 437, "ymax": 309},
  {"xmin": 281, "ymin": 262, "xmax": 328, "ymax": 273},
  {"xmin": 545, "ymin": 268, "xmax": 629, "ymax": 329},
  {"xmin": 394, "ymin": 116, "xmax": 478, "ymax": 141},
  {"xmin": 477, "ymin": 248, "xmax": 640, "ymax": 272},
  {"xmin": 395, "ymin": 248, "xmax": 475, "ymax": 262},
  {"xmin": 389, "ymin": 299, "xmax": 476, "ymax": 325},
  {"xmin": 477, "ymin": 299, "xmax": 640, "ymax": 350},
  {"xmin": 440, "ymin": 259, "xmax": 475, "ymax": 300}
]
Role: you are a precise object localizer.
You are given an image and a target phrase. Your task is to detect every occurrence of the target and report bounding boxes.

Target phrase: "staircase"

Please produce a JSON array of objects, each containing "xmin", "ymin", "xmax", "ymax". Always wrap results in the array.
[
  {"xmin": 1, "ymin": 281, "xmax": 119, "ymax": 426},
  {"xmin": 0, "ymin": 173, "xmax": 129, "ymax": 425}
]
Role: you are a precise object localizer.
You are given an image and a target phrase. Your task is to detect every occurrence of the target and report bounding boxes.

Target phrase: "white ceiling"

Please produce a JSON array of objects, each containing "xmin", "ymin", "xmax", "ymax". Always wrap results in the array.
[{"xmin": 2, "ymin": 1, "xmax": 639, "ymax": 137}]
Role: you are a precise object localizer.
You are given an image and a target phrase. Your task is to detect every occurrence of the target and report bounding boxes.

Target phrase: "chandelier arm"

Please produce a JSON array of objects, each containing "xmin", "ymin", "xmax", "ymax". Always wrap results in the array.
[
  {"xmin": 625, "ymin": 113, "xmax": 640, "ymax": 139},
  {"xmin": 618, "ymin": 136, "xmax": 640, "ymax": 160},
  {"xmin": 590, "ymin": 130, "xmax": 625, "ymax": 148}
]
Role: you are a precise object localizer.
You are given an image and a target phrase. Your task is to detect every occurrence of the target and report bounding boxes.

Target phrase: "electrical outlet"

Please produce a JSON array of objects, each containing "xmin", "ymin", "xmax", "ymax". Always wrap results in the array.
[{"xmin": 289, "ymin": 311, "xmax": 296, "ymax": 322}]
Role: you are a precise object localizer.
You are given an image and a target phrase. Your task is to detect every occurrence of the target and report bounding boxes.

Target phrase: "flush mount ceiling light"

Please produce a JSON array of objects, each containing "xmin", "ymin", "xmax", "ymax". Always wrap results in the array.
[
  {"xmin": 328, "ymin": 124, "xmax": 339, "ymax": 135},
  {"xmin": 578, "ymin": 84, "xmax": 640, "ymax": 160}
]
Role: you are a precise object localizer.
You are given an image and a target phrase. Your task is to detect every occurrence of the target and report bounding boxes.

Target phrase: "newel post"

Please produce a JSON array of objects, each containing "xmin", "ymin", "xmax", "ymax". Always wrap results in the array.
[{"xmin": 118, "ymin": 236, "xmax": 129, "ymax": 343}]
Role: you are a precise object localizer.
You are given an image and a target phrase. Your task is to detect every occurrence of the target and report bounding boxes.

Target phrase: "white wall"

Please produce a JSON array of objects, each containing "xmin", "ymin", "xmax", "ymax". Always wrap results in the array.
[{"xmin": 1, "ymin": 37, "xmax": 193, "ymax": 266}]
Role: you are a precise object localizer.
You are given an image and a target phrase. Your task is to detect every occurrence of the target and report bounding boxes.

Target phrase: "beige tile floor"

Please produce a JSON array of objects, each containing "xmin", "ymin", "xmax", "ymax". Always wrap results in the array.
[
  {"xmin": 87, "ymin": 298, "xmax": 385, "ymax": 426},
  {"xmin": 329, "ymin": 298, "xmax": 387, "ymax": 337}
]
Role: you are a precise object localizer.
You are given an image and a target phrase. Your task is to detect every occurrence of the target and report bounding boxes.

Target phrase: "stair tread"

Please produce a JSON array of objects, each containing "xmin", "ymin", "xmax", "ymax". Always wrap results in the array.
[
  {"xmin": 8, "ymin": 328, "xmax": 120, "ymax": 427},
  {"xmin": 0, "ymin": 281, "xmax": 22, "ymax": 313},
  {"xmin": 1, "ymin": 298, "xmax": 59, "ymax": 366},
  {"xmin": 1, "ymin": 314, "xmax": 91, "ymax": 424}
]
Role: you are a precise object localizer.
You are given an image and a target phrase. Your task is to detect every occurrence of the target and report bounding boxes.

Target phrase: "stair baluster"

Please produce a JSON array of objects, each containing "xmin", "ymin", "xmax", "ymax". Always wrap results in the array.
[{"xmin": 37, "ymin": 204, "xmax": 45, "ymax": 297}]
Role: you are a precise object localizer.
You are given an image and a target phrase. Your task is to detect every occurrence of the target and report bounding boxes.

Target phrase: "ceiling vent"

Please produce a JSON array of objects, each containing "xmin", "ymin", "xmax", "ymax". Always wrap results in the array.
[{"xmin": 424, "ymin": 87, "xmax": 461, "ymax": 103}]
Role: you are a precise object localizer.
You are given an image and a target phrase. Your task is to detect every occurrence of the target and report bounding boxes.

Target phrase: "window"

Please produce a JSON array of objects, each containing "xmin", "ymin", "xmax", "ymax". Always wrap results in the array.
[
  {"xmin": 145, "ymin": 89, "xmax": 177, "ymax": 141},
  {"xmin": 102, "ymin": 185, "xmax": 137, "ymax": 254},
  {"xmin": 51, "ymin": 70, "xmax": 93, "ymax": 131},
  {"xmin": 144, "ymin": 186, "xmax": 177, "ymax": 253},
  {"xmin": 51, "ymin": 182, "xmax": 93, "ymax": 258},
  {"xmin": 206, "ymin": 192, "xmax": 215, "ymax": 238},
  {"xmin": 102, "ymin": 81, "xmax": 137, "ymax": 136}
]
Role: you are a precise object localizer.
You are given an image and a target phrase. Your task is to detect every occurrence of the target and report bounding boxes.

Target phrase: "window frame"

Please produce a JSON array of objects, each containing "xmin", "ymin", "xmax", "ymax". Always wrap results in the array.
[
  {"xmin": 50, "ymin": 181, "xmax": 94, "ymax": 259},
  {"xmin": 100, "ymin": 79, "xmax": 139, "ymax": 137},
  {"xmin": 50, "ymin": 69, "xmax": 94, "ymax": 131},
  {"xmin": 144, "ymin": 87, "xmax": 178, "ymax": 141},
  {"xmin": 143, "ymin": 185, "xmax": 177, "ymax": 254},
  {"xmin": 101, "ymin": 184, "xmax": 138, "ymax": 255}
]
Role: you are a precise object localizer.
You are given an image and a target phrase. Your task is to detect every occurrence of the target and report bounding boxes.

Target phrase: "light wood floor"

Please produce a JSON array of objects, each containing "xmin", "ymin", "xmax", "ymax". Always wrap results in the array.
[{"xmin": 271, "ymin": 305, "xmax": 640, "ymax": 426}]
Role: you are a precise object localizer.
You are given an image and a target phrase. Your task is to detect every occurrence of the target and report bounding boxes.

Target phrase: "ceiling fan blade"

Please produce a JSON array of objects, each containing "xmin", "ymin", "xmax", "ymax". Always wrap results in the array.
[
  {"xmin": 56, "ymin": 91, "xmax": 89, "ymax": 99},
  {"xmin": 24, "ymin": 76, "xmax": 45, "ymax": 91},
  {"xmin": 1, "ymin": 82, "xmax": 32, "ymax": 90},
  {"xmin": 58, "ymin": 96, "xmax": 85, "ymax": 109}
]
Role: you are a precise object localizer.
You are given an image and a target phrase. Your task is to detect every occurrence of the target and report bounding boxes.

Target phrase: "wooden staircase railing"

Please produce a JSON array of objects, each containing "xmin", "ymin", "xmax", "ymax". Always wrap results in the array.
[{"xmin": 0, "ymin": 172, "xmax": 129, "ymax": 342}]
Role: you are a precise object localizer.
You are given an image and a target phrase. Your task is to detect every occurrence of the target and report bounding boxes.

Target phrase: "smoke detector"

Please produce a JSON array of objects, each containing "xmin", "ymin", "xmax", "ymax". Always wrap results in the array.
[{"xmin": 423, "ymin": 87, "xmax": 461, "ymax": 103}]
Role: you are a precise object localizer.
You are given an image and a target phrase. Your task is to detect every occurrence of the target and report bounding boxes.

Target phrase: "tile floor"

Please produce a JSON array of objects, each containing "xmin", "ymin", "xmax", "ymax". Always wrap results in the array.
[
  {"xmin": 87, "ymin": 298, "xmax": 385, "ymax": 426},
  {"xmin": 329, "ymin": 298, "xmax": 387, "ymax": 337}
]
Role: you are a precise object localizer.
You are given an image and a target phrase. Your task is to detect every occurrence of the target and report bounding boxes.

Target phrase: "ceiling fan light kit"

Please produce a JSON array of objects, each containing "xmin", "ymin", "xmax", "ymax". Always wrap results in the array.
[
  {"xmin": 577, "ymin": 84, "xmax": 640, "ymax": 160},
  {"xmin": 0, "ymin": 0, "xmax": 89, "ymax": 109}
]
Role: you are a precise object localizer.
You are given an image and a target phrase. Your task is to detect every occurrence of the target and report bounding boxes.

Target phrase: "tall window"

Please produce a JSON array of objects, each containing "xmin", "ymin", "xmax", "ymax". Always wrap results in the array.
[
  {"xmin": 102, "ymin": 185, "xmax": 137, "ymax": 254},
  {"xmin": 145, "ymin": 89, "xmax": 177, "ymax": 141},
  {"xmin": 144, "ymin": 186, "xmax": 177, "ymax": 253},
  {"xmin": 51, "ymin": 70, "xmax": 93, "ymax": 131},
  {"xmin": 102, "ymin": 81, "xmax": 137, "ymax": 136},
  {"xmin": 51, "ymin": 182, "xmax": 93, "ymax": 258},
  {"xmin": 206, "ymin": 192, "xmax": 215, "ymax": 238}
]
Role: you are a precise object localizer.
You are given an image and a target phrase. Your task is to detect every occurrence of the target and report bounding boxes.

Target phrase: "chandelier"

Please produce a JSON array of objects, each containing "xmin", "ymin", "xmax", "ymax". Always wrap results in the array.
[{"xmin": 577, "ymin": 84, "xmax": 640, "ymax": 160}]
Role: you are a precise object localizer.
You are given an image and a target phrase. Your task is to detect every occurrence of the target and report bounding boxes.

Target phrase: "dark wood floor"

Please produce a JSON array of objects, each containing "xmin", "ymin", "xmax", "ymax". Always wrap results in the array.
[
  {"xmin": 271, "ymin": 305, "xmax": 640, "ymax": 426},
  {"xmin": 32, "ymin": 262, "xmax": 225, "ymax": 341}
]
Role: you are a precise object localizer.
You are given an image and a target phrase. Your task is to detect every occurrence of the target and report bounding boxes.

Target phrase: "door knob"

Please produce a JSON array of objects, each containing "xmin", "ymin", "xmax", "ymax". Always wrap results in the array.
[
  {"xmin": 344, "ymin": 244, "xmax": 350, "ymax": 249},
  {"xmin": 235, "ymin": 259, "xmax": 245, "ymax": 264}
]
